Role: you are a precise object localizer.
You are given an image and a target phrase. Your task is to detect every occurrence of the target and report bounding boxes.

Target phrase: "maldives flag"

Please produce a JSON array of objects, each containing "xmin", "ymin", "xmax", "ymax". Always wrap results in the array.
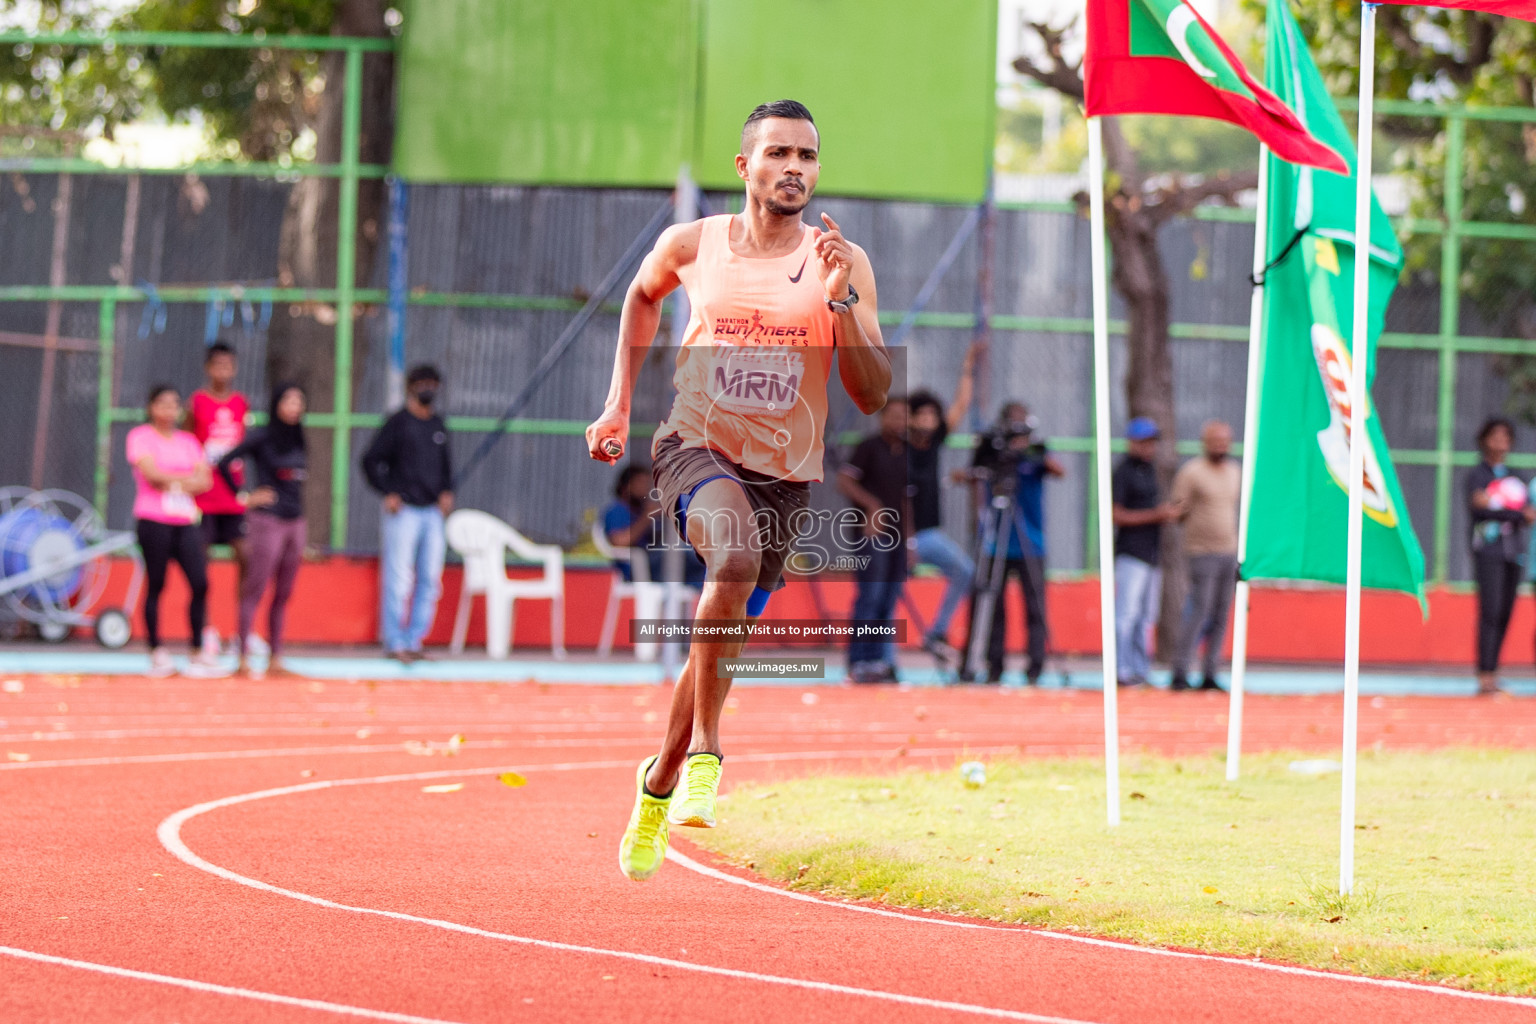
[
  {"xmin": 1085, "ymin": 0, "xmax": 1347, "ymax": 173},
  {"xmin": 1378, "ymin": 0, "xmax": 1536, "ymax": 18}
]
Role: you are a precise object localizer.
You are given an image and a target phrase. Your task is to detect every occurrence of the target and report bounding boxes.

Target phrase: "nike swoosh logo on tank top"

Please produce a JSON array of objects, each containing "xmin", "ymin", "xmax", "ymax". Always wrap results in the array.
[{"xmin": 788, "ymin": 255, "xmax": 808, "ymax": 284}]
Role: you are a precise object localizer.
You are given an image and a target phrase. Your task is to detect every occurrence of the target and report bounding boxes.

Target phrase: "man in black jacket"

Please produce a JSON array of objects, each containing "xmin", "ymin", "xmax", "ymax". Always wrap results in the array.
[{"xmin": 360, "ymin": 365, "xmax": 454, "ymax": 663}]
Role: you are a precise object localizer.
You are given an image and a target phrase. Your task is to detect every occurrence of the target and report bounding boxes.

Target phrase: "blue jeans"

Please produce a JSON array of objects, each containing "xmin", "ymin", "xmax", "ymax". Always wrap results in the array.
[
  {"xmin": 914, "ymin": 527, "xmax": 975, "ymax": 640},
  {"xmin": 1114, "ymin": 554, "xmax": 1161, "ymax": 683},
  {"xmin": 380, "ymin": 502, "xmax": 446, "ymax": 654},
  {"xmin": 850, "ymin": 542, "xmax": 907, "ymax": 666}
]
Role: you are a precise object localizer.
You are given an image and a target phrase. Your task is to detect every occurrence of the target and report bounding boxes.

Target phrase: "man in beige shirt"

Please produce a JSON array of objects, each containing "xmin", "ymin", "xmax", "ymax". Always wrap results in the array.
[{"xmin": 1170, "ymin": 420, "xmax": 1241, "ymax": 690}]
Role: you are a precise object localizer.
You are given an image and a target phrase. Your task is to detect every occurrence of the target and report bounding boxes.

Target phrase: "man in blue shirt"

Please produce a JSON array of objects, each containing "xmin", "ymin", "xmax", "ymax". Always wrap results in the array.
[
  {"xmin": 960, "ymin": 402, "xmax": 1065, "ymax": 684},
  {"xmin": 603, "ymin": 464, "xmax": 705, "ymax": 587}
]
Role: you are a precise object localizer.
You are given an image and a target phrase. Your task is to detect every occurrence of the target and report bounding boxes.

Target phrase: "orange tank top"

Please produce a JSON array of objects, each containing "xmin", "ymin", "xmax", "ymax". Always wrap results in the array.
[{"xmin": 652, "ymin": 214, "xmax": 838, "ymax": 483}]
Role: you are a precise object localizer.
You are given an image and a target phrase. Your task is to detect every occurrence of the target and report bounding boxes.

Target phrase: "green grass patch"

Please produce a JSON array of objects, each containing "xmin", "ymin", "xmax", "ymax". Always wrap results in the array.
[{"xmin": 692, "ymin": 750, "xmax": 1536, "ymax": 995}]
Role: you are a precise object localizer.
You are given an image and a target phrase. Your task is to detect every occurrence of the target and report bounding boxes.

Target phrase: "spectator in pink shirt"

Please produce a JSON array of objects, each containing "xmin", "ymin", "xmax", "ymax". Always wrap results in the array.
[{"xmin": 126, "ymin": 385, "xmax": 225, "ymax": 678}]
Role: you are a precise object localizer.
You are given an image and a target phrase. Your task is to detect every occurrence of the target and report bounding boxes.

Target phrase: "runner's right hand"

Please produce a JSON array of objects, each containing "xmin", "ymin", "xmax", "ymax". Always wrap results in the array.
[{"xmin": 585, "ymin": 409, "xmax": 629, "ymax": 465}]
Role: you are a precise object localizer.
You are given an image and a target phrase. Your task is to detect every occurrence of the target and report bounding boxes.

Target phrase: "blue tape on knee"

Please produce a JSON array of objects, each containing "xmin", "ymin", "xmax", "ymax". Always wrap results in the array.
[
  {"xmin": 675, "ymin": 473, "xmax": 737, "ymax": 534},
  {"xmin": 746, "ymin": 586, "xmax": 772, "ymax": 618}
]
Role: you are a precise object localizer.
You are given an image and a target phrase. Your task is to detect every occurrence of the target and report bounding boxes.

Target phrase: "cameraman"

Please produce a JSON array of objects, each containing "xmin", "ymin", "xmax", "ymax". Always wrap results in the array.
[{"xmin": 960, "ymin": 402, "xmax": 1065, "ymax": 684}]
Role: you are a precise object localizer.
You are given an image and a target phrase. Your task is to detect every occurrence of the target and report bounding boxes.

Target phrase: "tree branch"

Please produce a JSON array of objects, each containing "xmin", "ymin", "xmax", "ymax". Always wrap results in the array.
[
  {"xmin": 1010, "ymin": 17, "xmax": 1084, "ymax": 102},
  {"xmin": 1146, "ymin": 170, "xmax": 1260, "ymax": 225}
]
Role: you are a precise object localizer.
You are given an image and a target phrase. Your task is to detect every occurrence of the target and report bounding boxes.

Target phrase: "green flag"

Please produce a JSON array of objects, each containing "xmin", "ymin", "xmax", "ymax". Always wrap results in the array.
[{"xmin": 1241, "ymin": 0, "xmax": 1427, "ymax": 603}]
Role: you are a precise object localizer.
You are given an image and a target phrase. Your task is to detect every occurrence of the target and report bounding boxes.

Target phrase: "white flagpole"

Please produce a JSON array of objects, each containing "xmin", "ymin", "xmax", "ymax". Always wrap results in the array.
[
  {"xmin": 1088, "ymin": 115, "xmax": 1120, "ymax": 828},
  {"xmin": 1340, "ymin": 2, "xmax": 1378, "ymax": 896},
  {"xmin": 1227, "ymin": 145, "xmax": 1270, "ymax": 782}
]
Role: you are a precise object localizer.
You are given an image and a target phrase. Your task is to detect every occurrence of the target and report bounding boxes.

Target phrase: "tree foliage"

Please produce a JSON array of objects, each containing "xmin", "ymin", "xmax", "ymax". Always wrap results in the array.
[
  {"xmin": 0, "ymin": 1, "xmax": 147, "ymax": 153},
  {"xmin": 123, "ymin": 0, "xmax": 337, "ymax": 160},
  {"xmin": 0, "ymin": 0, "xmax": 371, "ymax": 161}
]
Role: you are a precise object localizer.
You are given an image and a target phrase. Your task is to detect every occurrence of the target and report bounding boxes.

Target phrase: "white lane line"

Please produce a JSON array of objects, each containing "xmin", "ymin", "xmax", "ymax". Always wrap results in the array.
[
  {"xmin": 2, "ymin": 742, "xmax": 1006, "ymax": 772},
  {"xmin": 0, "ymin": 743, "xmax": 481, "ymax": 771},
  {"xmin": 155, "ymin": 754, "xmax": 1099, "ymax": 1024},
  {"xmin": 664, "ymin": 852, "xmax": 1536, "ymax": 1008},
  {"xmin": 0, "ymin": 945, "xmax": 471, "ymax": 1024}
]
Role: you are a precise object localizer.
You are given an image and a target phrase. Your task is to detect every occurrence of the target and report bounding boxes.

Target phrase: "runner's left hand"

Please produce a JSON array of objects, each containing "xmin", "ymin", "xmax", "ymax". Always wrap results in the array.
[{"xmin": 812, "ymin": 212, "xmax": 853, "ymax": 303}]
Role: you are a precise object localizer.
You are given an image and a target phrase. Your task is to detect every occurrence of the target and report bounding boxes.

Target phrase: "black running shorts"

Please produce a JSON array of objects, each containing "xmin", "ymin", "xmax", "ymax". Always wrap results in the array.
[{"xmin": 651, "ymin": 432, "xmax": 810, "ymax": 592}]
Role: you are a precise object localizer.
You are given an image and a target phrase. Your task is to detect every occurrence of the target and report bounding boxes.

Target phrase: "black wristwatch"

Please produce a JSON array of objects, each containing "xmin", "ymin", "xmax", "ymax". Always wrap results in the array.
[{"xmin": 827, "ymin": 284, "xmax": 859, "ymax": 314}]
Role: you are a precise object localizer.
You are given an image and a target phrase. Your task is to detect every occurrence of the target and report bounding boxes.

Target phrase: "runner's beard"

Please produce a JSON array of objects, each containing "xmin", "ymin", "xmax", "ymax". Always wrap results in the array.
[{"xmin": 763, "ymin": 184, "xmax": 809, "ymax": 216}]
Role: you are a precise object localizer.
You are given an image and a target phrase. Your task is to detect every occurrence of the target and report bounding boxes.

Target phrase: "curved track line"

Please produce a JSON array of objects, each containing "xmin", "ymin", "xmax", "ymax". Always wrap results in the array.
[
  {"xmin": 662, "ymin": 849, "xmax": 1536, "ymax": 1007},
  {"xmin": 152, "ymin": 754, "xmax": 1536, "ymax": 1011},
  {"xmin": 0, "ymin": 945, "xmax": 471, "ymax": 1024},
  {"xmin": 154, "ymin": 756, "xmax": 1098, "ymax": 1024}
]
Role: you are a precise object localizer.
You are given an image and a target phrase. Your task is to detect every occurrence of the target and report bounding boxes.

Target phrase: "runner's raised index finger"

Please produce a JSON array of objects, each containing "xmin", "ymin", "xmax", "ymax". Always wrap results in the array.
[{"xmin": 820, "ymin": 212, "xmax": 841, "ymax": 235}]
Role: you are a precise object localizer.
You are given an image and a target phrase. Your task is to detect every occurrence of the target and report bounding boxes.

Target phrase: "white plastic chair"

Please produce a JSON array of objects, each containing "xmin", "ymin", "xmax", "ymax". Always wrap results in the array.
[
  {"xmin": 591, "ymin": 518, "xmax": 699, "ymax": 662},
  {"xmin": 446, "ymin": 509, "xmax": 566, "ymax": 659}
]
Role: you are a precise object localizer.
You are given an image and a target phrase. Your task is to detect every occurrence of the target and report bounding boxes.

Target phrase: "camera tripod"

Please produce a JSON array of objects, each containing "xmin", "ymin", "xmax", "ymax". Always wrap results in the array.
[{"xmin": 962, "ymin": 475, "xmax": 1063, "ymax": 686}]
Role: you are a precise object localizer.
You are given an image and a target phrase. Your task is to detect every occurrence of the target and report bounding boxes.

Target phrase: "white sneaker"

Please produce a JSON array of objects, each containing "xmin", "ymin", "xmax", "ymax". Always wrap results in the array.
[
  {"xmin": 245, "ymin": 633, "xmax": 271, "ymax": 657},
  {"xmin": 181, "ymin": 650, "xmax": 231, "ymax": 679},
  {"xmin": 146, "ymin": 648, "xmax": 175, "ymax": 678},
  {"xmin": 201, "ymin": 627, "xmax": 221, "ymax": 659}
]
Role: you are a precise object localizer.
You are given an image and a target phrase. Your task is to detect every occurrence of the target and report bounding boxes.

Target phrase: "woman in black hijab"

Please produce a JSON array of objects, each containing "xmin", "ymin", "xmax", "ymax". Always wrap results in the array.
[{"xmin": 218, "ymin": 384, "xmax": 309, "ymax": 676}]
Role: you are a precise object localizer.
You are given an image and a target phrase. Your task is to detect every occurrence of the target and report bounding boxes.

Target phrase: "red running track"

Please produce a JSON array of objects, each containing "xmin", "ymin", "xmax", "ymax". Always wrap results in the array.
[{"xmin": 1, "ymin": 674, "xmax": 1534, "ymax": 1023}]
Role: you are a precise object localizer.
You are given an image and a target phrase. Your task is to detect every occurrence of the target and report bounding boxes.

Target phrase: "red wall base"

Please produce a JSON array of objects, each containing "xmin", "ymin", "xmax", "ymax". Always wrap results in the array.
[{"xmin": 85, "ymin": 556, "xmax": 1521, "ymax": 670}]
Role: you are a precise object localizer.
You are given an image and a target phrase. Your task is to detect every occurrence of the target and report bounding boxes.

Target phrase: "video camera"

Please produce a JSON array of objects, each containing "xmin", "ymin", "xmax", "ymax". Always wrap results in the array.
[{"xmin": 971, "ymin": 411, "xmax": 1047, "ymax": 497}]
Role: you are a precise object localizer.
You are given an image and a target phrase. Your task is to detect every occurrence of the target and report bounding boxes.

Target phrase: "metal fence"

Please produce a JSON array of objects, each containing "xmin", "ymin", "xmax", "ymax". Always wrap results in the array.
[{"xmin": 0, "ymin": 30, "xmax": 1531, "ymax": 585}]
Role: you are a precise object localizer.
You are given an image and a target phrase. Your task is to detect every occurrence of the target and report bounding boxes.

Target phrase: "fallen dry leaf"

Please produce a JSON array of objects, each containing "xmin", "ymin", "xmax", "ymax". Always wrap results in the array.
[
  {"xmin": 6, "ymin": 752, "xmax": 30, "ymax": 762},
  {"xmin": 421, "ymin": 783, "xmax": 464, "ymax": 794},
  {"xmin": 498, "ymin": 772, "xmax": 527, "ymax": 788}
]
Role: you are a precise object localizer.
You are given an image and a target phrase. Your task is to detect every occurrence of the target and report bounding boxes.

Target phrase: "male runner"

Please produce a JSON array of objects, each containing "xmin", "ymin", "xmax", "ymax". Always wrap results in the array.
[{"xmin": 585, "ymin": 99, "xmax": 891, "ymax": 881}]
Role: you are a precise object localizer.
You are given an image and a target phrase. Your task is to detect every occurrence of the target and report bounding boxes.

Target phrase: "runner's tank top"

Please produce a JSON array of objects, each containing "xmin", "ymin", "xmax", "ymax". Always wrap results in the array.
[{"xmin": 652, "ymin": 214, "xmax": 838, "ymax": 482}]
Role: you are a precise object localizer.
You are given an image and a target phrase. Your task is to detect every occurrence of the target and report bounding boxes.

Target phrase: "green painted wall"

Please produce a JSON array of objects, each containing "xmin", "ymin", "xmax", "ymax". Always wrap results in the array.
[
  {"xmin": 693, "ymin": 0, "xmax": 996, "ymax": 201},
  {"xmin": 394, "ymin": 0, "xmax": 699, "ymax": 186},
  {"xmin": 394, "ymin": 0, "xmax": 996, "ymax": 203}
]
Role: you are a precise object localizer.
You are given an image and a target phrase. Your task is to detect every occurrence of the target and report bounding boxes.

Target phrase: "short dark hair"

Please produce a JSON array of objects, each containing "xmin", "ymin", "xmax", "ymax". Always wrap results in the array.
[
  {"xmin": 146, "ymin": 383, "xmax": 178, "ymax": 409},
  {"xmin": 406, "ymin": 364, "xmax": 442, "ymax": 387},
  {"xmin": 205, "ymin": 341, "xmax": 235, "ymax": 364},
  {"xmin": 741, "ymin": 99, "xmax": 816, "ymax": 152},
  {"xmin": 1478, "ymin": 416, "xmax": 1515, "ymax": 447},
  {"xmin": 614, "ymin": 463, "xmax": 652, "ymax": 498},
  {"xmin": 907, "ymin": 390, "xmax": 943, "ymax": 419}
]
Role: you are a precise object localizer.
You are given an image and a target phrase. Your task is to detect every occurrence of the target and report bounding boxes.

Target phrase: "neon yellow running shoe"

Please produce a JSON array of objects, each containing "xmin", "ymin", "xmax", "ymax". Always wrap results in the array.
[
  {"xmin": 667, "ymin": 752, "xmax": 722, "ymax": 828},
  {"xmin": 618, "ymin": 756, "xmax": 672, "ymax": 881}
]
